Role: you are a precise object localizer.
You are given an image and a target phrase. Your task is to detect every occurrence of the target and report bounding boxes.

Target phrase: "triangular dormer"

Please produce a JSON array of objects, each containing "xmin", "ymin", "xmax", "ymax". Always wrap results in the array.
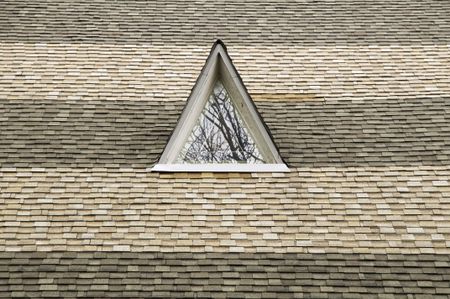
[{"xmin": 152, "ymin": 40, "xmax": 288, "ymax": 172}]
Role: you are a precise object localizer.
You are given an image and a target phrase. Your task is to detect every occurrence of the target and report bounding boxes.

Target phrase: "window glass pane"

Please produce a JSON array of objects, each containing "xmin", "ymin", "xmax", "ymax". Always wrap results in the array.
[{"xmin": 177, "ymin": 81, "xmax": 265, "ymax": 164}]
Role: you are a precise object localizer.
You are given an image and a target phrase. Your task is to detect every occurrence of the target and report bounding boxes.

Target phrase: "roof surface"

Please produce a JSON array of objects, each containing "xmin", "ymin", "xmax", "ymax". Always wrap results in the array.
[{"xmin": 1, "ymin": 0, "xmax": 450, "ymax": 298}]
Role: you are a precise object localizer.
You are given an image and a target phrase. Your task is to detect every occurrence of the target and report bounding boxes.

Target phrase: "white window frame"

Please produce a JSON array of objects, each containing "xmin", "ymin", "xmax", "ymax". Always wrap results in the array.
[{"xmin": 152, "ymin": 41, "xmax": 289, "ymax": 172}]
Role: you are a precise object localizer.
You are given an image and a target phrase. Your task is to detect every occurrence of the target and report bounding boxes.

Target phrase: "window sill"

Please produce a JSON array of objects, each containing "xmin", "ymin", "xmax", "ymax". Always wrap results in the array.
[{"xmin": 150, "ymin": 164, "xmax": 290, "ymax": 172}]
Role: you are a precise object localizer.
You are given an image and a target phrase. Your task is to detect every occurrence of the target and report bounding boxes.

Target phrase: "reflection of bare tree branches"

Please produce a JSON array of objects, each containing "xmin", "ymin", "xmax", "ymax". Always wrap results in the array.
[{"xmin": 178, "ymin": 81, "xmax": 264, "ymax": 164}]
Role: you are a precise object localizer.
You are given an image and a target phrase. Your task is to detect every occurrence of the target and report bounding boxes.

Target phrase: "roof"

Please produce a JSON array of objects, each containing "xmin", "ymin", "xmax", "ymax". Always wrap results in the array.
[{"xmin": 1, "ymin": 0, "xmax": 450, "ymax": 298}]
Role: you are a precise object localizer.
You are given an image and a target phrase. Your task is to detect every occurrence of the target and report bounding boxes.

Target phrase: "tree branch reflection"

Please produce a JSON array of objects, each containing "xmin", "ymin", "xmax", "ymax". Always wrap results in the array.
[{"xmin": 179, "ymin": 81, "xmax": 264, "ymax": 164}]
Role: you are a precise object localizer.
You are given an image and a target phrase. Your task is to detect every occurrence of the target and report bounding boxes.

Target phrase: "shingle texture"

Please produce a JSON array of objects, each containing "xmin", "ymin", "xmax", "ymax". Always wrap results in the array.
[
  {"xmin": 1, "ymin": 168, "xmax": 450, "ymax": 254},
  {"xmin": 1, "ymin": 252, "xmax": 449, "ymax": 299},
  {"xmin": 0, "ymin": 0, "xmax": 449, "ymax": 45},
  {"xmin": 0, "ymin": 0, "xmax": 450, "ymax": 297},
  {"xmin": 1, "ymin": 98, "xmax": 449, "ymax": 168}
]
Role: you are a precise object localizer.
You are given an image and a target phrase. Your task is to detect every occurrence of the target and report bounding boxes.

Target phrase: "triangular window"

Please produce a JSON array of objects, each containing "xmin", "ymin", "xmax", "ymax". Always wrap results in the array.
[
  {"xmin": 177, "ymin": 81, "xmax": 264, "ymax": 164},
  {"xmin": 152, "ymin": 40, "xmax": 288, "ymax": 172}
]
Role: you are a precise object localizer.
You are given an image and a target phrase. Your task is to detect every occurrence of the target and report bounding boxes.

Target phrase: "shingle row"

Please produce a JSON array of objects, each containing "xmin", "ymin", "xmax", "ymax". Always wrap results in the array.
[
  {"xmin": 1, "ymin": 251, "xmax": 449, "ymax": 298},
  {"xmin": 0, "ymin": 0, "xmax": 449, "ymax": 45},
  {"xmin": 1, "ymin": 167, "xmax": 449, "ymax": 253},
  {"xmin": 259, "ymin": 97, "xmax": 450, "ymax": 167},
  {"xmin": 1, "ymin": 43, "xmax": 449, "ymax": 103},
  {"xmin": 0, "ymin": 96, "xmax": 449, "ymax": 168},
  {"xmin": 0, "ymin": 99, "xmax": 182, "ymax": 168}
]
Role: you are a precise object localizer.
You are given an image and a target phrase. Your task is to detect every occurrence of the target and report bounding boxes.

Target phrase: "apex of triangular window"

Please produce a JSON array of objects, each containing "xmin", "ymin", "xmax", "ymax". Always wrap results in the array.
[{"xmin": 152, "ymin": 40, "xmax": 289, "ymax": 172}]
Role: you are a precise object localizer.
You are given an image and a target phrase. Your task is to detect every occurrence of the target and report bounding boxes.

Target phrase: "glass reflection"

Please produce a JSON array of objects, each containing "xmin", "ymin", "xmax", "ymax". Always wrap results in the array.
[{"xmin": 177, "ymin": 81, "xmax": 265, "ymax": 164}]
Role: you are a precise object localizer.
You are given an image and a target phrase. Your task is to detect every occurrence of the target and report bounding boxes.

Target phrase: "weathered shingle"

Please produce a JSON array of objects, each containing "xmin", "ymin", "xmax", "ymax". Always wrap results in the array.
[
  {"xmin": 0, "ymin": 97, "xmax": 449, "ymax": 168},
  {"xmin": 1, "ymin": 252, "xmax": 450, "ymax": 298},
  {"xmin": 0, "ymin": 0, "xmax": 449, "ymax": 45},
  {"xmin": 0, "ymin": 99, "xmax": 182, "ymax": 168}
]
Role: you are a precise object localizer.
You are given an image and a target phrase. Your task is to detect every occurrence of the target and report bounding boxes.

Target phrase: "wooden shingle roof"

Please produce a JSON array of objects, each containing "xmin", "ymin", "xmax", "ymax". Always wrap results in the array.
[{"xmin": 0, "ymin": 0, "xmax": 449, "ymax": 298}]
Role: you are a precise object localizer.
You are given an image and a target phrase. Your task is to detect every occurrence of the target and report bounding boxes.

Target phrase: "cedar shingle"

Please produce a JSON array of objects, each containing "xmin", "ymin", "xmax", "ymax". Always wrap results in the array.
[{"xmin": 0, "ymin": 0, "xmax": 449, "ymax": 297}]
